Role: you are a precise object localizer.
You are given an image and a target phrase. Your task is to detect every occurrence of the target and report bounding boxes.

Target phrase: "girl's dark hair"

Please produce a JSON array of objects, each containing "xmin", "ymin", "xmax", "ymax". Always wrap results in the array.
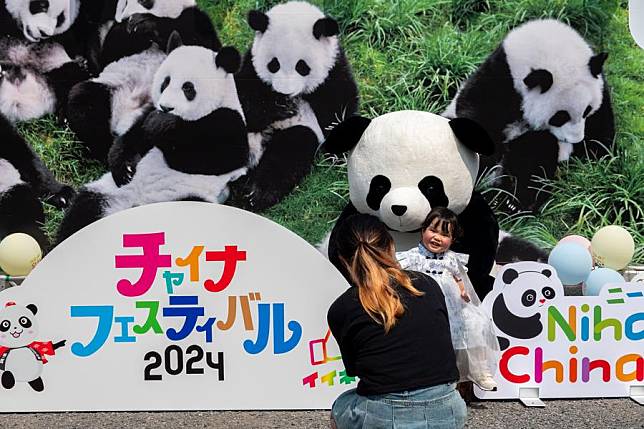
[
  {"xmin": 333, "ymin": 214, "xmax": 422, "ymax": 332},
  {"xmin": 421, "ymin": 207, "xmax": 462, "ymax": 239}
]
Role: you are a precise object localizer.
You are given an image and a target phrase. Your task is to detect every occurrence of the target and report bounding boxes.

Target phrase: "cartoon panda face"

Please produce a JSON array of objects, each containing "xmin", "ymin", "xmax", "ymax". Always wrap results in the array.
[
  {"xmin": 504, "ymin": 19, "xmax": 606, "ymax": 144},
  {"xmin": 0, "ymin": 303, "xmax": 39, "ymax": 348},
  {"xmin": 5, "ymin": 0, "xmax": 80, "ymax": 41},
  {"xmin": 115, "ymin": 0, "xmax": 196, "ymax": 22},
  {"xmin": 347, "ymin": 111, "xmax": 480, "ymax": 232},
  {"xmin": 499, "ymin": 266, "xmax": 564, "ymax": 318},
  {"xmin": 151, "ymin": 41, "xmax": 242, "ymax": 121},
  {"xmin": 249, "ymin": 1, "xmax": 340, "ymax": 97}
]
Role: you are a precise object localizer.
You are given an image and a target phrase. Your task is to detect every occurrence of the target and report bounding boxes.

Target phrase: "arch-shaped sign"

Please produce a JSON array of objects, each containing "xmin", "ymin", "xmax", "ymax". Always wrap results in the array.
[{"xmin": 0, "ymin": 202, "xmax": 351, "ymax": 411}]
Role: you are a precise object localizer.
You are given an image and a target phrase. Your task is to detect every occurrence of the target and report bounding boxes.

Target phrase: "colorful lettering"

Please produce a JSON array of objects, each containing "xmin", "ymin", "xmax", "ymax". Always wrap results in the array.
[{"xmin": 115, "ymin": 232, "xmax": 172, "ymax": 297}]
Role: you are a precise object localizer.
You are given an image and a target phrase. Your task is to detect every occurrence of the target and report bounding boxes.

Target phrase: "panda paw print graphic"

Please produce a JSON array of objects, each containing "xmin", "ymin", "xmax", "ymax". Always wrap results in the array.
[
  {"xmin": 490, "ymin": 266, "xmax": 564, "ymax": 351},
  {"xmin": 0, "ymin": 302, "xmax": 66, "ymax": 392}
]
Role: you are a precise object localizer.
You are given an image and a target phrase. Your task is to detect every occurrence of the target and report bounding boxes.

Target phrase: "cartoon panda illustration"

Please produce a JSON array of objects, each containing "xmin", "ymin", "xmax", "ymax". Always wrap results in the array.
[
  {"xmin": 0, "ymin": 302, "xmax": 66, "ymax": 391},
  {"xmin": 482, "ymin": 262, "xmax": 564, "ymax": 350}
]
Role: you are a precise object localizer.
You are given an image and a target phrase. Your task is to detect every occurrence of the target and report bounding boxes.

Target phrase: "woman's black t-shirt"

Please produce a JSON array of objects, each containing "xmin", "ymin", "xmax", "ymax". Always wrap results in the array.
[{"xmin": 327, "ymin": 271, "xmax": 459, "ymax": 396}]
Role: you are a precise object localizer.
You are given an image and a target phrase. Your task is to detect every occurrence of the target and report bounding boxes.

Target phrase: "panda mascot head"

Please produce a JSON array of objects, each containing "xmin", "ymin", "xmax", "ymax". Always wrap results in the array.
[
  {"xmin": 323, "ymin": 110, "xmax": 499, "ymax": 297},
  {"xmin": 3, "ymin": 0, "xmax": 81, "ymax": 41}
]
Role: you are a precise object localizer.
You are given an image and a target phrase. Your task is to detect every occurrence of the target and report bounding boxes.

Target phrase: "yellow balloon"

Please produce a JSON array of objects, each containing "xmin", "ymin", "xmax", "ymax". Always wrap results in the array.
[
  {"xmin": 0, "ymin": 233, "xmax": 42, "ymax": 276},
  {"xmin": 591, "ymin": 225, "xmax": 635, "ymax": 270}
]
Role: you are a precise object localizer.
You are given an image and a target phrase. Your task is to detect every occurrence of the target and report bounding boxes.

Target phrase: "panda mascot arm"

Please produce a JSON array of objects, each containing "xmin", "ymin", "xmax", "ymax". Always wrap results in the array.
[{"xmin": 0, "ymin": 114, "xmax": 74, "ymax": 208}]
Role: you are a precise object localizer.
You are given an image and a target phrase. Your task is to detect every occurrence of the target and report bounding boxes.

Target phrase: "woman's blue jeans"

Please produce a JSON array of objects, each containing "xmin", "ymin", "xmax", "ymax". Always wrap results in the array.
[{"xmin": 331, "ymin": 383, "xmax": 467, "ymax": 429}]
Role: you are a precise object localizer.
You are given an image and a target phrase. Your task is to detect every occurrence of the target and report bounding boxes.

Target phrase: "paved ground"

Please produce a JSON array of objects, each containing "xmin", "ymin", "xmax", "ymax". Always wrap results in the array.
[{"xmin": 2, "ymin": 399, "xmax": 642, "ymax": 428}]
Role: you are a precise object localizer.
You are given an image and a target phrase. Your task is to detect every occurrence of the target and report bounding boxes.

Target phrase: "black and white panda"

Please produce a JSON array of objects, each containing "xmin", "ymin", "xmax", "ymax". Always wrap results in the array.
[
  {"xmin": 96, "ymin": 0, "xmax": 221, "ymax": 69},
  {"xmin": 0, "ymin": 113, "xmax": 74, "ymax": 250},
  {"xmin": 67, "ymin": 0, "xmax": 221, "ymax": 161},
  {"xmin": 65, "ymin": 46, "xmax": 166, "ymax": 161},
  {"xmin": 1, "ymin": 0, "xmax": 81, "ymax": 42},
  {"xmin": 0, "ymin": 37, "xmax": 90, "ymax": 122},
  {"xmin": 481, "ymin": 262, "xmax": 564, "ymax": 350},
  {"xmin": 0, "ymin": 302, "xmax": 66, "ymax": 391},
  {"xmin": 444, "ymin": 19, "xmax": 614, "ymax": 214},
  {"xmin": 230, "ymin": 1, "xmax": 359, "ymax": 211},
  {"xmin": 57, "ymin": 37, "xmax": 249, "ymax": 242},
  {"xmin": 322, "ymin": 111, "xmax": 499, "ymax": 298}
]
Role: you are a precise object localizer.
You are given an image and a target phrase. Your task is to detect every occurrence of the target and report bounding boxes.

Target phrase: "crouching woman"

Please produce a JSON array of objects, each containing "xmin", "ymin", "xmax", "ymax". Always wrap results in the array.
[{"xmin": 327, "ymin": 214, "xmax": 466, "ymax": 429}]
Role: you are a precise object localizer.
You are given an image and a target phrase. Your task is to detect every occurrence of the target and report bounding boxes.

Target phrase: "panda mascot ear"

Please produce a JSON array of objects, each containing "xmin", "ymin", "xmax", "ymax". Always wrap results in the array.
[
  {"xmin": 248, "ymin": 10, "xmax": 269, "ymax": 33},
  {"xmin": 26, "ymin": 304, "xmax": 38, "ymax": 315},
  {"xmin": 502, "ymin": 268, "xmax": 519, "ymax": 284},
  {"xmin": 313, "ymin": 17, "xmax": 339, "ymax": 39},
  {"xmin": 523, "ymin": 69, "xmax": 553, "ymax": 93},
  {"xmin": 215, "ymin": 47, "xmax": 242, "ymax": 74},
  {"xmin": 448, "ymin": 118, "xmax": 495, "ymax": 156},
  {"xmin": 166, "ymin": 31, "xmax": 184, "ymax": 54},
  {"xmin": 589, "ymin": 52, "xmax": 608, "ymax": 78},
  {"xmin": 320, "ymin": 116, "xmax": 371, "ymax": 155}
]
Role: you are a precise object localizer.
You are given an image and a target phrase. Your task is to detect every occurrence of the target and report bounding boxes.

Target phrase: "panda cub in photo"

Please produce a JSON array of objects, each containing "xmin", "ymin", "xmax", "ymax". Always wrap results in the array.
[
  {"xmin": 1, "ymin": 113, "xmax": 74, "ymax": 250},
  {"xmin": 97, "ymin": 0, "xmax": 221, "ymax": 69},
  {"xmin": 0, "ymin": 37, "xmax": 89, "ymax": 122},
  {"xmin": 0, "ymin": 0, "xmax": 81, "ymax": 43},
  {"xmin": 0, "ymin": 302, "xmax": 66, "ymax": 391},
  {"xmin": 231, "ymin": 1, "xmax": 359, "ymax": 211},
  {"xmin": 444, "ymin": 19, "xmax": 614, "ymax": 214},
  {"xmin": 57, "ymin": 34, "xmax": 249, "ymax": 243},
  {"xmin": 66, "ymin": 46, "xmax": 166, "ymax": 161},
  {"xmin": 68, "ymin": 0, "xmax": 222, "ymax": 161}
]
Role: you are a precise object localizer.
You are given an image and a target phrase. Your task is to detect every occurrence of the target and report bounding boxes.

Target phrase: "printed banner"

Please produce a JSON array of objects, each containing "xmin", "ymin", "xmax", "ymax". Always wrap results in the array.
[
  {"xmin": 476, "ymin": 261, "xmax": 643, "ymax": 399},
  {"xmin": 0, "ymin": 202, "xmax": 352, "ymax": 411}
]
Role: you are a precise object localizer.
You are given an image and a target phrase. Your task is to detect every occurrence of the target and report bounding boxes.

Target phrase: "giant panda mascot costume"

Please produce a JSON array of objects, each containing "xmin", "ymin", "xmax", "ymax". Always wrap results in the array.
[
  {"xmin": 57, "ymin": 35, "xmax": 248, "ymax": 243},
  {"xmin": 323, "ymin": 111, "xmax": 499, "ymax": 298},
  {"xmin": 443, "ymin": 19, "xmax": 614, "ymax": 214},
  {"xmin": 230, "ymin": 1, "xmax": 359, "ymax": 211}
]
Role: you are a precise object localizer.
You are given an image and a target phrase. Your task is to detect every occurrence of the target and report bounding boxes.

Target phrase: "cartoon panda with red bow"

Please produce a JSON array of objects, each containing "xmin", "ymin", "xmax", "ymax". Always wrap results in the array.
[{"xmin": 0, "ymin": 302, "xmax": 65, "ymax": 391}]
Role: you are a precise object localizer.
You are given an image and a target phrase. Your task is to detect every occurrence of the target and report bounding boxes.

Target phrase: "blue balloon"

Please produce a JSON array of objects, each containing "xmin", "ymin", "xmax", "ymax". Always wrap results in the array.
[
  {"xmin": 584, "ymin": 268, "xmax": 625, "ymax": 296},
  {"xmin": 548, "ymin": 242, "xmax": 593, "ymax": 285}
]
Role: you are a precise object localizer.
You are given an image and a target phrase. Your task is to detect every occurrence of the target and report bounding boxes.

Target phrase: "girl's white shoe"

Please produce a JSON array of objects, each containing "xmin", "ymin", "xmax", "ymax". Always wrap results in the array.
[{"xmin": 473, "ymin": 374, "xmax": 497, "ymax": 391}]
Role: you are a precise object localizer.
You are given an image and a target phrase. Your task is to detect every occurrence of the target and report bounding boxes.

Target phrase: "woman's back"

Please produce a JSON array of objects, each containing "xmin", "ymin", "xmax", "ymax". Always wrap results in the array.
[{"xmin": 328, "ymin": 271, "xmax": 459, "ymax": 396}]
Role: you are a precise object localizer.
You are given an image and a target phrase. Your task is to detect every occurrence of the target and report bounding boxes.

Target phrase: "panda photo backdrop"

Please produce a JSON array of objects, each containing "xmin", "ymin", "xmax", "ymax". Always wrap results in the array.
[
  {"xmin": 477, "ymin": 261, "xmax": 643, "ymax": 401},
  {"xmin": 0, "ymin": 202, "xmax": 352, "ymax": 411}
]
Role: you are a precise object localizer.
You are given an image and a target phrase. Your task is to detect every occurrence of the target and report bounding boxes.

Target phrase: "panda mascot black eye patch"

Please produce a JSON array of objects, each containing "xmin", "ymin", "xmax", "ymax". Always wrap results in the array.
[
  {"xmin": 267, "ymin": 58, "xmax": 280, "ymax": 73},
  {"xmin": 417, "ymin": 176, "xmax": 448, "ymax": 208},
  {"xmin": 0, "ymin": 321, "xmax": 9, "ymax": 332},
  {"xmin": 18, "ymin": 316, "xmax": 32, "ymax": 328},
  {"xmin": 366, "ymin": 175, "xmax": 391, "ymax": 211},
  {"xmin": 443, "ymin": 19, "xmax": 615, "ymax": 218},
  {"xmin": 521, "ymin": 289, "xmax": 537, "ymax": 307}
]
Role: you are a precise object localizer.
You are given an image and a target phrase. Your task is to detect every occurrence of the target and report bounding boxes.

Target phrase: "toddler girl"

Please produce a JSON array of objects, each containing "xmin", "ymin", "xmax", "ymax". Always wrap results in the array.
[{"xmin": 397, "ymin": 207, "xmax": 499, "ymax": 391}]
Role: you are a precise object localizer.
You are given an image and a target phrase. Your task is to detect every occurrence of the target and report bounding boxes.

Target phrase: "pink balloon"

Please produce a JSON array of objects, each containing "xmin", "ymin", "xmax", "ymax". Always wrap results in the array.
[{"xmin": 560, "ymin": 235, "xmax": 591, "ymax": 249}]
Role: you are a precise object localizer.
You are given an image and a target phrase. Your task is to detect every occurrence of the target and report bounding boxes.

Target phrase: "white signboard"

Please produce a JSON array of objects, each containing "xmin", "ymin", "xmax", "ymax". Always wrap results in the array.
[
  {"xmin": 0, "ymin": 202, "xmax": 352, "ymax": 411},
  {"xmin": 476, "ymin": 261, "xmax": 643, "ymax": 400}
]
